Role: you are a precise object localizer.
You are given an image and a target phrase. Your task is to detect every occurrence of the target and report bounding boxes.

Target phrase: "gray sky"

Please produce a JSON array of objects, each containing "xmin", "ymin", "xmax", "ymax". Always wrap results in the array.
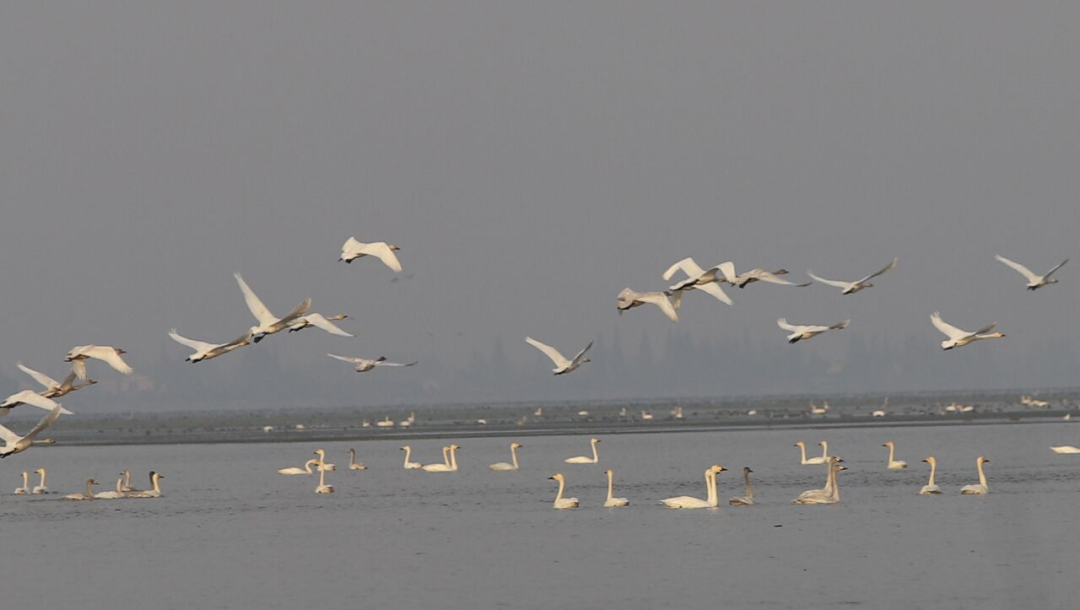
[{"xmin": 2, "ymin": 3, "xmax": 1078, "ymax": 411}]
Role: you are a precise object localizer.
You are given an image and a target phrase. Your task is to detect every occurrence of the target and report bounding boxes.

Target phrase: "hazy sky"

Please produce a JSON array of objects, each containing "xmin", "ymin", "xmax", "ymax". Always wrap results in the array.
[{"xmin": 2, "ymin": 3, "xmax": 1078, "ymax": 409}]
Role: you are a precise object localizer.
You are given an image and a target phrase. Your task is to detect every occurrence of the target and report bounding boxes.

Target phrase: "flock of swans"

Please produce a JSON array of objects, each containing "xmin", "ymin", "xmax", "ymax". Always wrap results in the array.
[{"xmin": 11, "ymin": 466, "xmax": 163, "ymax": 501}]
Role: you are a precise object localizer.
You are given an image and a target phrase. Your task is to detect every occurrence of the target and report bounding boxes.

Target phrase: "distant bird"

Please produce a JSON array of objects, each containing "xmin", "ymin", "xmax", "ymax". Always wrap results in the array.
[
  {"xmin": 126, "ymin": 472, "xmax": 164, "ymax": 498},
  {"xmin": 62, "ymin": 479, "xmax": 98, "ymax": 501},
  {"xmin": 661, "ymin": 465, "xmax": 725, "ymax": 509},
  {"xmin": 525, "ymin": 337, "xmax": 593, "ymax": 375},
  {"xmin": 327, "ymin": 353, "xmax": 417, "ymax": 372},
  {"xmin": 616, "ymin": 287, "xmax": 683, "ymax": 321},
  {"xmin": 168, "ymin": 329, "xmax": 253, "ymax": 363},
  {"xmin": 288, "ymin": 314, "xmax": 353, "ymax": 337},
  {"xmin": 348, "ymin": 449, "xmax": 367, "ymax": 471},
  {"xmin": 1051, "ymin": 446, "xmax": 1080, "ymax": 454},
  {"xmin": 15, "ymin": 362, "xmax": 95, "ymax": 400},
  {"xmin": 339, "ymin": 237, "xmax": 402, "ymax": 272},
  {"xmin": 0, "ymin": 406, "xmax": 62, "ymax": 458},
  {"xmin": 661, "ymin": 258, "xmax": 734, "ymax": 305},
  {"xmin": 0, "ymin": 390, "xmax": 74, "ymax": 416},
  {"xmin": 777, "ymin": 318, "xmax": 850, "ymax": 343},
  {"xmin": 65, "ymin": 345, "xmax": 133, "ymax": 378},
  {"xmin": 807, "ymin": 257, "xmax": 898, "ymax": 295},
  {"xmin": 930, "ymin": 312, "xmax": 1005, "ymax": 351},
  {"xmin": 14, "ymin": 471, "xmax": 29, "ymax": 495},
  {"xmin": 234, "ymin": 273, "xmax": 312, "ymax": 343},
  {"xmin": 717, "ymin": 263, "xmax": 811, "ymax": 289},
  {"xmin": 995, "ymin": 255, "xmax": 1067, "ymax": 290}
]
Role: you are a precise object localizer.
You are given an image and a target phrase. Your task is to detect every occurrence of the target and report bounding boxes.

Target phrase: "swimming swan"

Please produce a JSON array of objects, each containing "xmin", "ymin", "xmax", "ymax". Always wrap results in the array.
[
  {"xmin": 1051, "ymin": 446, "xmax": 1080, "ymax": 454},
  {"xmin": 313, "ymin": 449, "xmax": 336, "ymax": 471},
  {"xmin": 919, "ymin": 457, "xmax": 942, "ymax": 495},
  {"xmin": 793, "ymin": 458, "xmax": 845, "ymax": 504},
  {"xmin": 339, "ymin": 238, "xmax": 403, "ymax": 272},
  {"xmin": 795, "ymin": 441, "xmax": 830, "ymax": 465},
  {"xmin": 121, "ymin": 469, "xmax": 139, "ymax": 492},
  {"xmin": 348, "ymin": 448, "xmax": 367, "ymax": 471},
  {"xmin": 807, "ymin": 257, "xmax": 898, "ymax": 295},
  {"xmin": 490, "ymin": 443, "xmax": 523, "ymax": 471},
  {"xmin": 32, "ymin": 468, "xmax": 51, "ymax": 494},
  {"xmin": 126, "ymin": 472, "xmax": 163, "ymax": 498},
  {"xmin": 63, "ymin": 479, "xmax": 99, "ymax": 501},
  {"xmin": 278, "ymin": 459, "xmax": 321, "ymax": 475},
  {"xmin": 729, "ymin": 467, "xmax": 755, "ymax": 506},
  {"xmin": 14, "ymin": 471, "xmax": 29, "ymax": 495},
  {"xmin": 931, "ymin": 312, "xmax": 1005, "ymax": 351},
  {"xmin": 777, "ymin": 319, "xmax": 850, "ymax": 344},
  {"xmin": 95, "ymin": 476, "xmax": 127, "ymax": 500},
  {"xmin": 422, "ymin": 446, "xmax": 451, "ymax": 472},
  {"xmin": 233, "ymin": 273, "xmax": 312, "ymax": 343},
  {"xmin": 0, "ymin": 406, "xmax": 63, "ymax": 458},
  {"xmin": 883, "ymin": 441, "xmax": 908, "ymax": 469},
  {"xmin": 604, "ymin": 469, "xmax": 630, "ymax": 507},
  {"xmin": 548, "ymin": 473, "xmax": 579, "ymax": 509},
  {"xmin": 960, "ymin": 457, "xmax": 989, "ymax": 495},
  {"xmin": 995, "ymin": 254, "xmax": 1067, "ymax": 290},
  {"xmin": 565, "ymin": 438, "xmax": 601, "ymax": 464},
  {"xmin": 423, "ymin": 445, "xmax": 460, "ymax": 472},
  {"xmin": 525, "ymin": 337, "xmax": 593, "ymax": 375},
  {"xmin": 662, "ymin": 465, "xmax": 725, "ymax": 509},
  {"xmin": 315, "ymin": 465, "xmax": 334, "ymax": 494},
  {"xmin": 400, "ymin": 446, "xmax": 423, "ymax": 469}
]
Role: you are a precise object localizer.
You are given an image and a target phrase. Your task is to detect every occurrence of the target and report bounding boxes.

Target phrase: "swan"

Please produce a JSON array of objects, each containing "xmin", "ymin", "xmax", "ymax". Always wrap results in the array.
[
  {"xmin": 95, "ymin": 476, "xmax": 127, "ymax": 500},
  {"xmin": 288, "ymin": 314, "xmax": 353, "ymax": 337},
  {"xmin": 0, "ymin": 390, "xmax": 74, "ymax": 416},
  {"xmin": 348, "ymin": 448, "xmax": 367, "ymax": 471},
  {"xmin": 793, "ymin": 457, "xmax": 845, "ymax": 504},
  {"xmin": 525, "ymin": 337, "xmax": 593, "ymax": 375},
  {"xmin": 883, "ymin": 441, "xmax": 908, "ymax": 469},
  {"xmin": 14, "ymin": 361, "xmax": 96, "ymax": 401},
  {"xmin": 1051, "ymin": 446, "xmax": 1080, "ymax": 454},
  {"xmin": 14, "ymin": 471, "xmax": 29, "ymax": 495},
  {"xmin": 233, "ymin": 273, "xmax": 312, "ymax": 343},
  {"xmin": 490, "ymin": 442, "xmax": 522, "ymax": 471},
  {"xmin": 168, "ymin": 329, "xmax": 253, "ymax": 362},
  {"xmin": 315, "ymin": 465, "xmax": 334, "ymax": 494},
  {"xmin": 327, "ymin": 353, "xmax": 417, "ymax": 372},
  {"xmin": 662, "ymin": 258, "xmax": 735, "ymax": 306},
  {"xmin": 400, "ymin": 446, "xmax": 423, "ymax": 469},
  {"xmin": 794, "ymin": 441, "xmax": 828, "ymax": 465},
  {"xmin": 0, "ymin": 406, "xmax": 63, "ymax": 458},
  {"xmin": 339, "ymin": 238, "xmax": 403, "ymax": 272},
  {"xmin": 995, "ymin": 254, "xmax": 1067, "ymax": 290},
  {"xmin": 422, "ymin": 446, "xmax": 451, "ymax": 472},
  {"xmin": 126, "ymin": 472, "xmax": 163, "ymax": 498},
  {"xmin": 548, "ymin": 473, "xmax": 579, "ymax": 509},
  {"xmin": 713, "ymin": 262, "xmax": 811, "ymax": 289},
  {"xmin": 565, "ymin": 438, "xmax": 601, "ymax": 464},
  {"xmin": 278, "ymin": 459, "xmax": 321, "ymax": 475},
  {"xmin": 616, "ymin": 287, "xmax": 685, "ymax": 320},
  {"xmin": 604, "ymin": 469, "xmax": 630, "ymax": 507},
  {"xmin": 62, "ymin": 479, "xmax": 98, "ymax": 501},
  {"xmin": 729, "ymin": 467, "xmax": 755, "ymax": 506},
  {"xmin": 777, "ymin": 318, "xmax": 850, "ymax": 343},
  {"xmin": 32, "ymin": 468, "xmax": 50, "ymax": 494},
  {"xmin": 960, "ymin": 457, "xmax": 990, "ymax": 495},
  {"xmin": 807, "ymin": 257, "xmax": 898, "ymax": 295},
  {"xmin": 313, "ymin": 449, "xmax": 337, "ymax": 471},
  {"xmin": 424, "ymin": 445, "xmax": 460, "ymax": 472},
  {"xmin": 919, "ymin": 456, "xmax": 942, "ymax": 495},
  {"xmin": 64, "ymin": 345, "xmax": 133, "ymax": 378},
  {"xmin": 661, "ymin": 465, "xmax": 725, "ymax": 509},
  {"xmin": 931, "ymin": 312, "xmax": 1005, "ymax": 351}
]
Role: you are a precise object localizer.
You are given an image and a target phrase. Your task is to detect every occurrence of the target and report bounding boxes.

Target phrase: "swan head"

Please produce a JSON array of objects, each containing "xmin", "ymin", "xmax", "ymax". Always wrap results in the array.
[
  {"xmin": 882, "ymin": 441, "xmax": 893, "ymax": 448},
  {"xmin": 87, "ymin": 479, "xmax": 99, "ymax": 486},
  {"xmin": 400, "ymin": 446, "xmax": 410, "ymax": 451},
  {"xmin": 743, "ymin": 467, "xmax": 753, "ymax": 474},
  {"xmin": 511, "ymin": 442, "xmax": 523, "ymax": 449},
  {"xmin": 590, "ymin": 438, "xmax": 601, "ymax": 444},
  {"xmin": 85, "ymin": 379, "xmax": 98, "ymax": 386},
  {"xmin": 977, "ymin": 456, "xmax": 989, "ymax": 465},
  {"xmin": 922, "ymin": 456, "xmax": 936, "ymax": 464},
  {"xmin": 604, "ymin": 469, "xmax": 614, "ymax": 476},
  {"xmin": 549, "ymin": 473, "xmax": 565, "ymax": 482},
  {"xmin": 35, "ymin": 468, "xmax": 45, "ymax": 474},
  {"xmin": 330, "ymin": 314, "xmax": 348, "ymax": 321},
  {"xmin": 35, "ymin": 439, "xmax": 56, "ymax": 445},
  {"xmin": 794, "ymin": 441, "xmax": 804, "ymax": 447},
  {"xmin": 389, "ymin": 245, "xmax": 401, "ymax": 251},
  {"xmin": 581, "ymin": 358, "xmax": 592, "ymax": 364}
]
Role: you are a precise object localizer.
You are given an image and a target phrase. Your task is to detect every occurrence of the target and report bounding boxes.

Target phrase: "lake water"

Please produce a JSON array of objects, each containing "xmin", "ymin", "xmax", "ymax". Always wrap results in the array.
[{"xmin": 2, "ymin": 421, "xmax": 1078, "ymax": 609}]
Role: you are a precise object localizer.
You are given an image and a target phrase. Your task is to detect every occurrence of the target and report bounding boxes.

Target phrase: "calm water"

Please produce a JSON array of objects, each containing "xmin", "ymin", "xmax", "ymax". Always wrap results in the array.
[{"xmin": 2, "ymin": 422, "xmax": 1078, "ymax": 609}]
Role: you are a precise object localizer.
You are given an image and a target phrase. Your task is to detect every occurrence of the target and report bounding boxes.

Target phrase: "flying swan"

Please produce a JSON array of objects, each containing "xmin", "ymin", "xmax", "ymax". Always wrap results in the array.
[
  {"xmin": 807, "ymin": 257, "xmax": 898, "ymax": 295},
  {"xmin": 525, "ymin": 337, "xmax": 593, "ymax": 375},
  {"xmin": 931, "ymin": 312, "xmax": 1005, "ymax": 351},
  {"xmin": 339, "ymin": 237, "xmax": 403, "ymax": 272},
  {"xmin": 616, "ymin": 287, "xmax": 685, "ymax": 321},
  {"xmin": 288, "ymin": 314, "xmax": 353, "ymax": 337},
  {"xmin": 328, "ymin": 354, "xmax": 417, "ymax": 372},
  {"xmin": 777, "ymin": 319, "xmax": 850, "ymax": 344},
  {"xmin": 0, "ymin": 406, "xmax": 62, "ymax": 458},
  {"xmin": 169, "ymin": 329, "xmax": 253, "ymax": 363},
  {"xmin": 995, "ymin": 254, "xmax": 1067, "ymax": 290},
  {"xmin": 233, "ymin": 273, "xmax": 312, "ymax": 343},
  {"xmin": 65, "ymin": 345, "xmax": 133, "ymax": 378}
]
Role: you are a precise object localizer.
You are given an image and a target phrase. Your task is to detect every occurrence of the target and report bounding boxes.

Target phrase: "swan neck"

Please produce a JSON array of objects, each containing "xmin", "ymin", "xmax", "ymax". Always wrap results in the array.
[
  {"xmin": 22, "ymin": 471, "xmax": 29, "ymax": 486},
  {"xmin": 887, "ymin": 443, "xmax": 895, "ymax": 463},
  {"xmin": 977, "ymin": 460, "xmax": 987, "ymax": 488},
  {"xmin": 510, "ymin": 446, "xmax": 519, "ymax": 469},
  {"xmin": 591, "ymin": 441, "xmax": 599, "ymax": 462},
  {"xmin": 403, "ymin": 447, "xmax": 412, "ymax": 466},
  {"xmin": 706, "ymin": 470, "xmax": 718, "ymax": 507},
  {"xmin": 116, "ymin": 477, "xmax": 124, "ymax": 493},
  {"xmin": 39, "ymin": 469, "xmax": 47, "ymax": 486},
  {"xmin": 744, "ymin": 472, "xmax": 753, "ymax": 499},
  {"xmin": 319, "ymin": 466, "xmax": 326, "ymax": 486},
  {"xmin": 449, "ymin": 447, "xmax": 458, "ymax": 470},
  {"xmin": 86, "ymin": 480, "xmax": 95, "ymax": 499},
  {"xmin": 349, "ymin": 449, "xmax": 356, "ymax": 467},
  {"xmin": 928, "ymin": 460, "xmax": 937, "ymax": 486},
  {"xmin": 152, "ymin": 474, "xmax": 161, "ymax": 493},
  {"xmin": 124, "ymin": 470, "xmax": 132, "ymax": 488},
  {"xmin": 606, "ymin": 471, "xmax": 614, "ymax": 501},
  {"xmin": 555, "ymin": 478, "xmax": 565, "ymax": 503},
  {"xmin": 798, "ymin": 443, "xmax": 808, "ymax": 463},
  {"xmin": 829, "ymin": 466, "xmax": 840, "ymax": 501},
  {"xmin": 820, "ymin": 442, "xmax": 829, "ymax": 459}
]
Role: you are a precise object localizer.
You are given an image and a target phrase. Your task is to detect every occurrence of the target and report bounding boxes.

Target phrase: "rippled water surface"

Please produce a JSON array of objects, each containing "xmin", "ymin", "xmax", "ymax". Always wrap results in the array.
[{"xmin": 2, "ymin": 422, "xmax": 1078, "ymax": 609}]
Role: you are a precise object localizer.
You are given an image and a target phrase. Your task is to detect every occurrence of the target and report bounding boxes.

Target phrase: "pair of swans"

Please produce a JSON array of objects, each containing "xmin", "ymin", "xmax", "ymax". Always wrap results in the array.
[
  {"xmin": 489, "ymin": 443, "xmax": 522, "ymax": 471},
  {"xmin": 918, "ymin": 456, "xmax": 989, "ymax": 495},
  {"xmin": 663, "ymin": 258, "xmax": 809, "ymax": 305},
  {"xmin": 422, "ymin": 445, "xmax": 460, "ymax": 472},
  {"xmin": 882, "ymin": 441, "xmax": 907, "ymax": 469},
  {"xmin": 794, "ymin": 441, "xmax": 832, "ymax": 465},
  {"xmin": 278, "ymin": 449, "xmax": 336, "ymax": 475},
  {"xmin": 546, "ymin": 470, "xmax": 630, "ymax": 508},
  {"xmin": 662, "ymin": 465, "xmax": 726, "ymax": 509},
  {"xmin": 565, "ymin": 438, "xmax": 601, "ymax": 464},
  {"xmin": 793, "ymin": 457, "xmax": 845, "ymax": 504},
  {"xmin": 1, "ymin": 362, "xmax": 91, "ymax": 415},
  {"xmin": 931, "ymin": 312, "xmax": 1005, "ymax": 350},
  {"xmin": 339, "ymin": 237, "xmax": 403, "ymax": 272},
  {"xmin": 525, "ymin": 337, "xmax": 593, "ymax": 375}
]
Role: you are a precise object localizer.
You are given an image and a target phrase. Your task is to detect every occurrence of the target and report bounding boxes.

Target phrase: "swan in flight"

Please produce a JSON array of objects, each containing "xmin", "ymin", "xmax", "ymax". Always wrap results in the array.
[
  {"xmin": 919, "ymin": 456, "xmax": 942, "ymax": 495},
  {"xmin": 616, "ymin": 287, "xmax": 685, "ymax": 320},
  {"xmin": 65, "ymin": 345, "xmax": 133, "ymax": 378},
  {"xmin": 126, "ymin": 472, "xmax": 164, "ymax": 498},
  {"xmin": 661, "ymin": 258, "xmax": 734, "ymax": 306},
  {"xmin": 795, "ymin": 441, "xmax": 829, "ymax": 465},
  {"xmin": 327, "ymin": 353, "xmax": 417, "ymax": 372},
  {"xmin": 340, "ymin": 237, "xmax": 402, "ymax": 272},
  {"xmin": 169, "ymin": 329, "xmax": 253, "ymax": 363},
  {"xmin": 278, "ymin": 459, "xmax": 321, "ymax": 475},
  {"xmin": 95, "ymin": 476, "xmax": 127, "ymax": 500},
  {"xmin": 662, "ymin": 465, "xmax": 725, "ymax": 509},
  {"xmin": 931, "ymin": 312, "xmax": 1005, "ymax": 351},
  {"xmin": 14, "ymin": 471, "xmax": 29, "ymax": 495},
  {"xmin": 777, "ymin": 319, "xmax": 850, "ymax": 344},
  {"xmin": 63, "ymin": 479, "xmax": 98, "ymax": 501},
  {"xmin": 548, "ymin": 473, "xmax": 579, "ymax": 509},
  {"xmin": 13, "ymin": 361, "xmax": 96, "ymax": 401},
  {"xmin": 233, "ymin": 273, "xmax": 313, "ymax": 343},
  {"xmin": 604, "ymin": 469, "xmax": 630, "ymax": 507},
  {"xmin": 32, "ymin": 468, "xmax": 51, "ymax": 494},
  {"xmin": 960, "ymin": 457, "xmax": 990, "ymax": 495},
  {"xmin": 1051, "ymin": 446, "xmax": 1080, "ymax": 454},
  {"xmin": 729, "ymin": 467, "xmax": 755, "ymax": 506},
  {"xmin": 793, "ymin": 457, "xmax": 845, "ymax": 504},
  {"xmin": 315, "ymin": 465, "xmax": 334, "ymax": 494},
  {"xmin": 0, "ymin": 406, "xmax": 62, "ymax": 458},
  {"xmin": 0, "ymin": 390, "xmax": 74, "ymax": 416},
  {"xmin": 490, "ymin": 442, "xmax": 523, "ymax": 471},
  {"xmin": 995, "ymin": 254, "xmax": 1067, "ymax": 290},
  {"xmin": 565, "ymin": 438, "xmax": 601, "ymax": 464},
  {"xmin": 882, "ymin": 441, "xmax": 908, "ymax": 469},
  {"xmin": 525, "ymin": 337, "xmax": 593, "ymax": 375},
  {"xmin": 288, "ymin": 314, "xmax": 353, "ymax": 337},
  {"xmin": 348, "ymin": 448, "xmax": 367, "ymax": 471},
  {"xmin": 808, "ymin": 257, "xmax": 898, "ymax": 295},
  {"xmin": 400, "ymin": 446, "xmax": 423, "ymax": 469},
  {"xmin": 716, "ymin": 262, "xmax": 810, "ymax": 289}
]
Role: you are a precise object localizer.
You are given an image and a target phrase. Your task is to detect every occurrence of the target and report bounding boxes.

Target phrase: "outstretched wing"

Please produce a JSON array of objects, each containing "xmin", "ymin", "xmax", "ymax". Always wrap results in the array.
[
  {"xmin": 777, "ymin": 318, "xmax": 801, "ymax": 332},
  {"xmin": 276, "ymin": 299, "xmax": 313, "ymax": 327},
  {"xmin": 1044, "ymin": 258, "xmax": 1068, "ymax": 278},
  {"xmin": 995, "ymin": 255, "xmax": 1039, "ymax": 282},
  {"xmin": 16, "ymin": 362, "xmax": 60, "ymax": 390},
  {"xmin": 362, "ymin": 242, "xmax": 403, "ymax": 272},
  {"xmin": 930, "ymin": 312, "xmax": 968, "ymax": 340},
  {"xmin": 374, "ymin": 360, "xmax": 418, "ymax": 367},
  {"xmin": 23, "ymin": 406, "xmax": 62, "ymax": 441},
  {"xmin": 637, "ymin": 291, "xmax": 682, "ymax": 320},
  {"xmin": 571, "ymin": 341, "xmax": 594, "ymax": 365},
  {"xmin": 85, "ymin": 347, "xmax": 133, "ymax": 375},
  {"xmin": 829, "ymin": 319, "xmax": 851, "ymax": 331},
  {"xmin": 662, "ymin": 257, "xmax": 706, "ymax": 281},
  {"xmin": 525, "ymin": 337, "xmax": 570, "ymax": 368},
  {"xmin": 303, "ymin": 314, "xmax": 354, "ymax": 337},
  {"xmin": 971, "ymin": 322, "xmax": 998, "ymax": 336},
  {"xmin": 753, "ymin": 270, "xmax": 811, "ymax": 287},
  {"xmin": 807, "ymin": 272, "xmax": 850, "ymax": 289},
  {"xmin": 857, "ymin": 257, "xmax": 898, "ymax": 284},
  {"xmin": 234, "ymin": 273, "xmax": 278, "ymax": 325},
  {"xmin": 0, "ymin": 423, "xmax": 18, "ymax": 445},
  {"xmin": 694, "ymin": 281, "xmax": 733, "ymax": 306},
  {"xmin": 341, "ymin": 237, "xmax": 363, "ymax": 259},
  {"xmin": 168, "ymin": 329, "xmax": 217, "ymax": 353},
  {"xmin": 327, "ymin": 353, "xmax": 361, "ymax": 364},
  {"xmin": 3, "ymin": 391, "xmax": 73, "ymax": 415}
]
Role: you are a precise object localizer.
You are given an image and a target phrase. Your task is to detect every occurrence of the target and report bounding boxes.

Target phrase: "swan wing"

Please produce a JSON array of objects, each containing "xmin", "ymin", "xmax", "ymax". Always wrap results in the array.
[
  {"xmin": 1044, "ymin": 258, "xmax": 1068, "ymax": 278},
  {"xmin": 525, "ymin": 337, "xmax": 570, "ymax": 368},
  {"xmin": 571, "ymin": 341, "xmax": 594, "ymax": 365},
  {"xmin": 275, "ymin": 299, "xmax": 313, "ymax": 327},
  {"xmin": 807, "ymin": 271, "xmax": 850, "ymax": 289},
  {"xmin": 341, "ymin": 236, "xmax": 364, "ymax": 259},
  {"xmin": 328, "ymin": 353, "xmax": 361, "ymax": 364},
  {"xmin": 302, "ymin": 313, "xmax": 354, "ymax": 337},
  {"xmin": 715, "ymin": 261, "xmax": 737, "ymax": 284},
  {"xmin": 361, "ymin": 242, "xmax": 403, "ymax": 272},
  {"xmin": 233, "ymin": 273, "xmax": 278, "ymax": 325},
  {"xmin": 24, "ymin": 406, "xmax": 62, "ymax": 441},
  {"xmin": 995, "ymin": 255, "xmax": 1039, "ymax": 282},
  {"xmin": 374, "ymin": 360, "xmax": 417, "ymax": 367},
  {"xmin": 931, "ymin": 312, "xmax": 969, "ymax": 340},
  {"xmin": 695, "ymin": 281, "xmax": 733, "ymax": 306},
  {"xmin": 829, "ymin": 320, "xmax": 851, "ymax": 331},
  {"xmin": 71, "ymin": 359, "xmax": 87, "ymax": 381},
  {"xmin": 638, "ymin": 291, "xmax": 683, "ymax": 319},
  {"xmin": 857, "ymin": 257, "xmax": 898, "ymax": 283},
  {"xmin": 168, "ymin": 329, "xmax": 216, "ymax": 353},
  {"xmin": 0, "ymin": 423, "xmax": 18, "ymax": 445},
  {"xmin": 3, "ymin": 391, "xmax": 73, "ymax": 415},
  {"xmin": 777, "ymin": 318, "xmax": 802, "ymax": 332},
  {"xmin": 970, "ymin": 322, "xmax": 998, "ymax": 336},
  {"xmin": 84, "ymin": 347, "xmax": 133, "ymax": 375},
  {"xmin": 752, "ymin": 270, "xmax": 811, "ymax": 287},
  {"xmin": 662, "ymin": 257, "xmax": 706, "ymax": 281},
  {"xmin": 16, "ymin": 362, "xmax": 60, "ymax": 390}
]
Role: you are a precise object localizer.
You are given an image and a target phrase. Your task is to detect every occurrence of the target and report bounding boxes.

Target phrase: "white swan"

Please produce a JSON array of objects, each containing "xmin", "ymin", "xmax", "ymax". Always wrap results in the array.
[
  {"xmin": 95, "ymin": 476, "xmax": 127, "ymax": 500},
  {"xmin": 288, "ymin": 314, "xmax": 353, "ymax": 337},
  {"xmin": 525, "ymin": 337, "xmax": 593, "ymax": 375},
  {"xmin": 14, "ymin": 361, "xmax": 96, "ymax": 401},
  {"xmin": 339, "ymin": 238, "xmax": 403, "ymax": 272},
  {"xmin": 604, "ymin": 469, "xmax": 630, "ymax": 507},
  {"xmin": 168, "ymin": 329, "xmax": 253, "ymax": 362},
  {"xmin": 931, "ymin": 312, "xmax": 1005, "ymax": 351},
  {"xmin": 1051, "ymin": 446, "xmax": 1080, "ymax": 454},
  {"xmin": 919, "ymin": 456, "xmax": 942, "ymax": 495},
  {"xmin": 662, "ymin": 258, "xmax": 735, "ymax": 306},
  {"xmin": 62, "ymin": 479, "xmax": 98, "ymax": 501},
  {"xmin": 348, "ymin": 448, "xmax": 367, "ymax": 471},
  {"xmin": 808, "ymin": 257, "xmax": 898, "ymax": 295},
  {"xmin": 126, "ymin": 472, "xmax": 163, "ymax": 498},
  {"xmin": 548, "ymin": 473, "xmax": 579, "ymax": 509},
  {"xmin": 422, "ymin": 446, "xmax": 451, "ymax": 472},
  {"xmin": 233, "ymin": 273, "xmax": 312, "ymax": 343},
  {"xmin": 313, "ymin": 449, "xmax": 336, "ymax": 471},
  {"xmin": 793, "ymin": 457, "xmax": 845, "ymax": 504},
  {"xmin": 0, "ymin": 406, "xmax": 62, "ymax": 458},
  {"xmin": 278, "ymin": 459, "xmax": 321, "ymax": 475},
  {"xmin": 565, "ymin": 438, "xmax": 601, "ymax": 464},
  {"xmin": 400, "ymin": 446, "xmax": 423, "ymax": 469},
  {"xmin": 14, "ymin": 471, "xmax": 29, "ymax": 495},
  {"xmin": 883, "ymin": 441, "xmax": 908, "ymax": 469},
  {"xmin": 327, "ymin": 353, "xmax": 417, "ymax": 372},
  {"xmin": 315, "ymin": 465, "xmax": 334, "ymax": 494},
  {"xmin": 777, "ymin": 318, "xmax": 850, "ymax": 343},
  {"xmin": 794, "ymin": 441, "xmax": 829, "ymax": 465},
  {"xmin": 64, "ymin": 345, "xmax": 133, "ymax": 378},
  {"xmin": 960, "ymin": 457, "xmax": 990, "ymax": 495},
  {"xmin": 490, "ymin": 442, "xmax": 522, "ymax": 471},
  {"xmin": 424, "ymin": 445, "xmax": 460, "ymax": 472},
  {"xmin": 661, "ymin": 465, "xmax": 725, "ymax": 509},
  {"xmin": 729, "ymin": 467, "xmax": 755, "ymax": 506},
  {"xmin": 716, "ymin": 262, "xmax": 811, "ymax": 289},
  {"xmin": 32, "ymin": 467, "xmax": 50, "ymax": 494},
  {"xmin": 995, "ymin": 254, "xmax": 1067, "ymax": 290},
  {"xmin": 616, "ymin": 287, "xmax": 685, "ymax": 320},
  {"xmin": 0, "ymin": 390, "xmax": 74, "ymax": 416}
]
